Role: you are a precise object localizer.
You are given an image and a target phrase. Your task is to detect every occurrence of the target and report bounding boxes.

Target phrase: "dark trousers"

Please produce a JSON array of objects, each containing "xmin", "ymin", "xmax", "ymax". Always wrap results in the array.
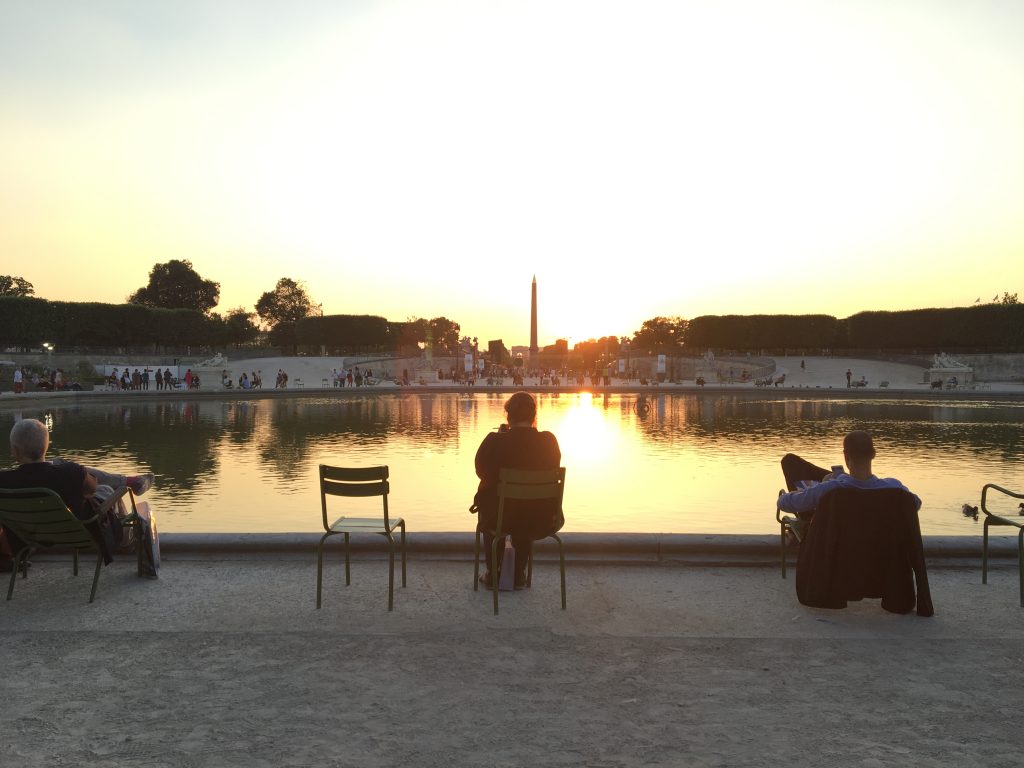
[
  {"xmin": 478, "ymin": 510, "xmax": 562, "ymax": 581},
  {"xmin": 781, "ymin": 453, "xmax": 830, "ymax": 491}
]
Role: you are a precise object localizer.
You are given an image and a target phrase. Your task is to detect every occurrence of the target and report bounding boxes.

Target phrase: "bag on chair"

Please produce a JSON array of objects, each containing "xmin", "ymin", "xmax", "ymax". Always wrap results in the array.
[
  {"xmin": 498, "ymin": 536, "xmax": 516, "ymax": 592},
  {"xmin": 134, "ymin": 501, "xmax": 161, "ymax": 579}
]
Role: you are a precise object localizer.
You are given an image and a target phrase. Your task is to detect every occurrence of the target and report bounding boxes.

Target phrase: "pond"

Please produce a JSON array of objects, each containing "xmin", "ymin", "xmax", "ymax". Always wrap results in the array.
[{"xmin": 2, "ymin": 392, "xmax": 1021, "ymax": 535}]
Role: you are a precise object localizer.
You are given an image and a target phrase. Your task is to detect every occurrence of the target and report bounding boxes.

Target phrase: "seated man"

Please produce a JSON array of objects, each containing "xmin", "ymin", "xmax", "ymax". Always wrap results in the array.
[
  {"xmin": 777, "ymin": 430, "xmax": 920, "ymax": 535},
  {"xmin": 472, "ymin": 391, "xmax": 563, "ymax": 589},
  {"xmin": 0, "ymin": 419, "xmax": 154, "ymax": 571}
]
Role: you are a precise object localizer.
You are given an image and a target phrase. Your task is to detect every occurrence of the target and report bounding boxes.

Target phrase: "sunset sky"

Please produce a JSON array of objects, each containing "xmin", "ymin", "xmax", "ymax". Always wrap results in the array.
[{"xmin": 2, "ymin": 0, "xmax": 1023, "ymax": 347}]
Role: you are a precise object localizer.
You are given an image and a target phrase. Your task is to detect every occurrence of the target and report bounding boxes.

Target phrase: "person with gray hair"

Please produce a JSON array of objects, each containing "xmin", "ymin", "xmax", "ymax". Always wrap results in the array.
[{"xmin": 0, "ymin": 419, "xmax": 154, "ymax": 571}]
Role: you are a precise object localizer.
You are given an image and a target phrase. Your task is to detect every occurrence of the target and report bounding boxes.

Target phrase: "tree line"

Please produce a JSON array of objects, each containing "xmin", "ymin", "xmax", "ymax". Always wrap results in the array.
[
  {"xmin": 0, "ymin": 296, "xmax": 467, "ymax": 356},
  {"xmin": 2, "ymin": 266, "xmax": 1021, "ymax": 355},
  {"xmin": 628, "ymin": 299, "xmax": 1022, "ymax": 353}
]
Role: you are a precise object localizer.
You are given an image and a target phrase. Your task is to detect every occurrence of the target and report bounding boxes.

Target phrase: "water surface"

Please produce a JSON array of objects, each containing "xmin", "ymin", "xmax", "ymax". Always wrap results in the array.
[{"xmin": 3, "ymin": 393, "xmax": 1021, "ymax": 535}]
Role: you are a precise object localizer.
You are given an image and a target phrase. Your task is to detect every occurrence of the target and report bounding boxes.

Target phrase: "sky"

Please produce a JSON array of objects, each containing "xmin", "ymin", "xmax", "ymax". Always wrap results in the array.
[{"xmin": 2, "ymin": 0, "xmax": 1023, "ymax": 348}]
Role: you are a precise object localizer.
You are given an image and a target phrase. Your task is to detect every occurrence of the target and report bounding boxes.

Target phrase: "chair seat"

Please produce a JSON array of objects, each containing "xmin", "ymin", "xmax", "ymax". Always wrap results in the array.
[{"xmin": 328, "ymin": 516, "xmax": 404, "ymax": 533}]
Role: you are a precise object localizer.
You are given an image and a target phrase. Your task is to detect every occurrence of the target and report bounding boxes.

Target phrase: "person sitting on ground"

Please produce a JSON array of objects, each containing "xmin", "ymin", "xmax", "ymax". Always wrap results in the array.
[
  {"xmin": 471, "ymin": 391, "xmax": 563, "ymax": 589},
  {"xmin": 777, "ymin": 430, "xmax": 920, "ymax": 536},
  {"xmin": 0, "ymin": 419, "xmax": 155, "ymax": 571}
]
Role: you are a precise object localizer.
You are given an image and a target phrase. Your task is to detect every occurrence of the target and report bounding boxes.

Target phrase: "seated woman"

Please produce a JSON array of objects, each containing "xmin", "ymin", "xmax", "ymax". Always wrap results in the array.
[{"xmin": 471, "ymin": 392, "xmax": 563, "ymax": 589}]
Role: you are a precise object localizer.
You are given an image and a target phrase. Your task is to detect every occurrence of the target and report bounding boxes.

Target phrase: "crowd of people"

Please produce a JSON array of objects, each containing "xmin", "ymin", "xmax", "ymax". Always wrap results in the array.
[
  {"xmin": 11, "ymin": 366, "xmax": 84, "ymax": 393},
  {"xmin": 222, "ymin": 370, "xmax": 263, "ymax": 389},
  {"xmin": 106, "ymin": 367, "xmax": 202, "ymax": 391},
  {"xmin": 329, "ymin": 366, "xmax": 376, "ymax": 387}
]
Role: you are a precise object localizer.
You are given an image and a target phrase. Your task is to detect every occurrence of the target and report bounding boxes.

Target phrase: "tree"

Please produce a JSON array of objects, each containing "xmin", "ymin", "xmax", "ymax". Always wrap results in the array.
[
  {"xmin": 632, "ymin": 316, "xmax": 687, "ymax": 351},
  {"xmin": 222, "ymin": 307, "xmax": 260, "ymax": 348},
  {"xmin": 128, "ymin": 260, "xmax": 220, "ymax": 314},
  {"xmin": 0, "ymin": 275, "xmax": 34, "ymax": 297},
  {"xmin": 428, "ymin": 317, "xmax": 461, "ymax": 354},
  {"xmin": 999, "ymin": 292, "xmax": 1019, "ymax": 305},
  {"xmin": 255, "ymin": 278, "xmax": 316, "ymax": 328}
]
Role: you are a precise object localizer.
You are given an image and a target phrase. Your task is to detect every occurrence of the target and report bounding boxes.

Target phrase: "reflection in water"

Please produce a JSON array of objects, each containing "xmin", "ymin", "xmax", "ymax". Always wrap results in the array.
[{"xmin": 2, "ymin": 394, "xmax": 1020, "ymax": 535}]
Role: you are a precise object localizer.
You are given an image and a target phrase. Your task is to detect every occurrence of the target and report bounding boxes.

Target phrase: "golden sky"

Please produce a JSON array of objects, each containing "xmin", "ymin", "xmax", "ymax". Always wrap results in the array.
[{"xmin": 2, "ymin": 0, "xmax": 1023, "ymax": 347}]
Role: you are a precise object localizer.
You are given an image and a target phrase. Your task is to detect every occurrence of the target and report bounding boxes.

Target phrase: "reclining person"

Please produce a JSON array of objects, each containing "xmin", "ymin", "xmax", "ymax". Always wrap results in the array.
[
  {"xmin": 0, "ymin": 419, "xmax": 154, "ymax": 571},
  {"xmin": 777, "ymin": 430, "xmax": 920, "ymax": 535}
]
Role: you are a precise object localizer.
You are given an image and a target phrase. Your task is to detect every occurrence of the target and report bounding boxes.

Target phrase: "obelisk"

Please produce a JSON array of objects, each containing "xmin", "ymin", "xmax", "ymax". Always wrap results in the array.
[{"xmin": 529, "ymin": 275, "xmax": 539, "ymax": 363}]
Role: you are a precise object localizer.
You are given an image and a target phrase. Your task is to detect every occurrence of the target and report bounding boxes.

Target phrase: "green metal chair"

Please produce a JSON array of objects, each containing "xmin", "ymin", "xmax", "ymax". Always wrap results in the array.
[
  {"xmin": 980, "ymin": 483, "xmax": 1024, "ymax": 606},
  {"xmin": 315, "ymin": 465, "xmax": 406, "ymax": 611},
  {"xmin": 0, "ymin": 486, "xmax": 136, "ymax": 603},
  {"xmin": 474, "ymin": 467, "xmax": 567, "ymax": 615},
  {"xmin": 776, "ymin": 489, "xmax": 805, "ymax": 578}
]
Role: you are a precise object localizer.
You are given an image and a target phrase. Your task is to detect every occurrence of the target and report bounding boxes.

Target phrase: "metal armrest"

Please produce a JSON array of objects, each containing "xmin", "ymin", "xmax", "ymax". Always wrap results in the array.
[{"xmin": 981, "ymin": 484, "xmax": 1024, "ymax": 523}]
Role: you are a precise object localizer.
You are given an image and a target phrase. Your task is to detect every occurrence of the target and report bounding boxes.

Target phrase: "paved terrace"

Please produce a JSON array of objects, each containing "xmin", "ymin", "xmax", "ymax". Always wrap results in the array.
[{"xmin": 2, "ymin": 534, "xmax": 1022, "ymax": 768}]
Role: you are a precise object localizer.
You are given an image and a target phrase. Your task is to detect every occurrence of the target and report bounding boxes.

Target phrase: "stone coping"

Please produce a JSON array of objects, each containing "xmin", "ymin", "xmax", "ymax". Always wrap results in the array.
[{"xmin": 154, "ymin": 531, "xmax": 1011, "ymax": 562}]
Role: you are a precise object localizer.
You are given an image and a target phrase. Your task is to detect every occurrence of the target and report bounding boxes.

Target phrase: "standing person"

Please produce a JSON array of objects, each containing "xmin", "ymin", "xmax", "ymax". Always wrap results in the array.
[
  {"xmin": 471, "ymin": 391, "xmax": 563, "ymax": 589},
  {"xmin": 154, "ymin": 368, "xmax": 163, "ymax": 391},
  {"xmin": 846, "ymin": 369, "xmax": 852, "ymax": 387},
  {"xmin": 12, "ymin": 367, "xmax": 24, "ymax": 394},
  {"xmin": 164, "ymin": 368, "xmax": 173, "ymax": 389},
  {"xmin": 184, "ymin": 369, "xmax": 193, "ymax": 389}
]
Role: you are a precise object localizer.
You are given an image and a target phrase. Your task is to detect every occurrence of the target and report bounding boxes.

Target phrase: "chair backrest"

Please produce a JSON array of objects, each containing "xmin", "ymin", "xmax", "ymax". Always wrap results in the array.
[
  {"xmin": 495, "ymin": 467, "xmax": 566, "ymax": 531},
  {"xmin": 319, "ymin": 465, "xmax": 390, "ymax": 530},
  {"xmin": 0, "ymin": 487, "xmax": 97, "ymax": 551},
  {"xmin": 797, "ymin": 486, "xmax": 932, "ymax": 614}
]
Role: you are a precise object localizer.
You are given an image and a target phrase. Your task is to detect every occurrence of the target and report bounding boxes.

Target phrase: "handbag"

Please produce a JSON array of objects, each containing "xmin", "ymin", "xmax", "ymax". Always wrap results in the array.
[
  {"xmin": 134, "ymin": 501, "xmax": 161, "ymax": 579},
  {"xmin": 498, "ymin": 536, "xmax": 516, "ymax": 592}
]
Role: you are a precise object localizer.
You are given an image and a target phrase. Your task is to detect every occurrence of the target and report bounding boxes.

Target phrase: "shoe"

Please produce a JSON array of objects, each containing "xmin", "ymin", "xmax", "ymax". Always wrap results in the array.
[
  {"xmin": 0, "ymin": 557, "xmax": 30, "ymax": 574},
  {"xmin": 479, "ymin": 572, "xmax": 495, "ymax": 590},
  {"xmin": 127, "ymin": 472, "xmax": 155, "ymax": 496}
]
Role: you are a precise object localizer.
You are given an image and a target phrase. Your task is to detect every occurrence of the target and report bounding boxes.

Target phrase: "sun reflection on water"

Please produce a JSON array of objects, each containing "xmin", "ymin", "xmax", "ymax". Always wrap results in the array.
[{"xmin": 6, "ymin": 393, "xmax": 1023, "ymax": 535}]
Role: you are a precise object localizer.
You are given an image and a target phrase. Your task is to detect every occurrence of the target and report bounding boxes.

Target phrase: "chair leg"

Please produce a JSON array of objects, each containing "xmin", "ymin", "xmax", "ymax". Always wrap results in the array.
[
  {"xmin": 1018, "ymin": 527, "xmax": 1024, "ymax": 608},
  {"xmin": 491, "ymin": 537, "xmax": 501, "ymax": 615},
  {"xmin": 399, "ymin": 521, "xmax": 407, "ymax": 588},
  {"xmin": 89, "ymin": 552, "xmax": 103, "ymax": 603},
  {"xmin": 780, "ymin": 523, "xmax": 787, "ymax": 579},
  {"xmin": 982, "ymin": 518, "xmax": 990, "ymax": 584},
  {"xmin": 473, "ymin": 532, "xmax": 481, "ymax": 591},
  {"xmin": 554, "ymin": 534, "xmax": 566, "ymax": 610},
  {"xmin": 473, "ymin": 532, "xmax": 479, "ymax": 591},
  {"xmin": 344, "ymin": 532, "xmax": 351, "ymax": 586},
  {"xmin": 386, "ymin": 532, "xmax": 395, "ymax": 612},
  {"xmin": 315, "ymin": 533, "xmax": 331, "ymax": 609},
  {"xmin": 527, "ymin": 548, "xmax": 534, "ymax": 588}
]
